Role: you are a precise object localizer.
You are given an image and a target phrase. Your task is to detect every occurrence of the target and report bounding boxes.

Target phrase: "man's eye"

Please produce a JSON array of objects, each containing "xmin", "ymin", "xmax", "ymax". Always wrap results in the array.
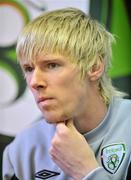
[
  {"xmin": 47, "ymin": 63, "xmax": 60, "ymax": 69},
  {"xmin": 24, "ymin": 66, "xmax": 33, "ymax": 72}
]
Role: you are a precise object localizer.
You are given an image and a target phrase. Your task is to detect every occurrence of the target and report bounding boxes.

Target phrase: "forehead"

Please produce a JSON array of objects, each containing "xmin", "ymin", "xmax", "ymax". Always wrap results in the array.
[
  {"xmin": 20, "ymin": 53, "xmax": 72, "ymax": 66},
  {"xmin": 37, "ymin": 53, "xmax": 66, "ymax": 62}
]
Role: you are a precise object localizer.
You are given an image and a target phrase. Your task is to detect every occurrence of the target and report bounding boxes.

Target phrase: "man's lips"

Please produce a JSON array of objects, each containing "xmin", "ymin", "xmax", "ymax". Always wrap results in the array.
[{"xmin": 37, "ymin": 97, "xmax": 53, "ymax": 104}]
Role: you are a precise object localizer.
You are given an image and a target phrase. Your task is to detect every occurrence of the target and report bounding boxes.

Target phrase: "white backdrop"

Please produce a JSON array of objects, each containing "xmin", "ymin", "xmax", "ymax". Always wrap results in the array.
[{"xmin": 0, "ymin": 0, "xmax": 89, "ymax": 136}]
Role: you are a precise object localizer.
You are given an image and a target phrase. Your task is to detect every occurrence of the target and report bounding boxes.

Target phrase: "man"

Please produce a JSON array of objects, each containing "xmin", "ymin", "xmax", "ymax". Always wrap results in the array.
[{"xmin": 3, "ymin": 7, "xmax": 131, "ymax": 180}]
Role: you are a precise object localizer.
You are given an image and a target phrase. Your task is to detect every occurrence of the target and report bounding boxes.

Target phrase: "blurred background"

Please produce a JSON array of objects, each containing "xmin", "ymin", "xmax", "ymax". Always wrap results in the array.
[{"xmin": 0, "ymin": 0, "xmax": 130, "ymax": 177}]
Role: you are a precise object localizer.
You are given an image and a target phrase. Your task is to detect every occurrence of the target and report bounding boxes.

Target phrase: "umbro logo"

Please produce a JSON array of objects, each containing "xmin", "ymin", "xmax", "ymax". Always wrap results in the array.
[{"xmin": 35, "ymin": 169, "xmax": 60, "ymax": 179}]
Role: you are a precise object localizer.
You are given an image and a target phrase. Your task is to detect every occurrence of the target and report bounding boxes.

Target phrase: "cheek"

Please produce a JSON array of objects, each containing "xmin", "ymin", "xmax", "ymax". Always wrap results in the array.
[
  {"xmin": 25, "ymin": 75, "xmax": 34, "ymax": 88},
  {"xmin": 54, "ymin": 74, "xmax": 84, "ymax": 99},
  {"xmin": 25, "ymin": 77, "xmax": 36, "ymax": 96},
  {"xmin": 65, "ymin": 80, "xmax": 88, "ymax": 108},
  {"xmin": 25, "ymin": 75, "xmax": 31, "ymax": 86},
  {"xmin": 58, "ymin": 80, "xmax": 86, "ymax": 109}
]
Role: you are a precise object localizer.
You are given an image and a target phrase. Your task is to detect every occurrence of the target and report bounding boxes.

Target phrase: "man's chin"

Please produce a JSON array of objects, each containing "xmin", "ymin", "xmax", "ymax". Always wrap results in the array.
[
  {"xmin": 42, "ymin": 111, "xmax": 70, "ymax": 124},
  {"xmin": 45, "ymin": 119, "xmax": 55, "ymax": 124},
  {"xmin": 43, "ymin": 116, "xmax": 61, "ymax": 124},
  {"xmin": 43, "ymin": 115, "xmax": 67, "ymax": 124}
]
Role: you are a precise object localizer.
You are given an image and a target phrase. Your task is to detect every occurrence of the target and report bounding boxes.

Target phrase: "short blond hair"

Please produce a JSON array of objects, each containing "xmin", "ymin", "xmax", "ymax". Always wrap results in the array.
[{"xmin": 16, "ymin": 7, "xmax": 125, "ymax": 104}]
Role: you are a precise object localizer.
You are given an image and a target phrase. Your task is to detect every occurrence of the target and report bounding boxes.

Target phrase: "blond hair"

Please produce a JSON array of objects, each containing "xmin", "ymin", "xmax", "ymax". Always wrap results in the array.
[{"xmin": 16, "ymin": 7, "xmax": 125, "ymax": 104}]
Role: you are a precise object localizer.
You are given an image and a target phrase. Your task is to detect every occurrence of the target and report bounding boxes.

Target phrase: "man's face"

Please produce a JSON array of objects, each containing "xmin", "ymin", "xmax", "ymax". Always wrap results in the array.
[{"xmin": 21, "ymin": 53, "xmax": 91, "ymax": 124}]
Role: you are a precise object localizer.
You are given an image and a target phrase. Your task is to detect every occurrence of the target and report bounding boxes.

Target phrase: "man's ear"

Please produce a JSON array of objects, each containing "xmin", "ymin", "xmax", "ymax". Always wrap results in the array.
[{"xmin": 87, "ymin": 60, "xmax": 105, "ymax": 81}]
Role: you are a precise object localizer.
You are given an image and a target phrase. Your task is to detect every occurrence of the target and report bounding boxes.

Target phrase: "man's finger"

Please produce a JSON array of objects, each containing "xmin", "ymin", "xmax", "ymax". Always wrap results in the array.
[
  {"xmin": 56, "ymin": 122, "xmax": 68, "ymax": 135},
  {"xmin": 66, "ymin": 119, "xmax": 76, "ymax": 130}
]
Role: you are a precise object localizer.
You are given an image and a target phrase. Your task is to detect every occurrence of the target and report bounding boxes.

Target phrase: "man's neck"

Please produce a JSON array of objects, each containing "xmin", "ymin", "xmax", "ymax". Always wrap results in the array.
[{"xmin": 74, "ymin": 96, "xmax": 108, "ymax": 134}]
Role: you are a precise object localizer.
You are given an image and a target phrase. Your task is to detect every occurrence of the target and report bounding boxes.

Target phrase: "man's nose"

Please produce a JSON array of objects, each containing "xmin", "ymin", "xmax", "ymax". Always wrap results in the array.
[{"xmin": 30, "ymin": 69, "xmax": 47, "ymax": 90}]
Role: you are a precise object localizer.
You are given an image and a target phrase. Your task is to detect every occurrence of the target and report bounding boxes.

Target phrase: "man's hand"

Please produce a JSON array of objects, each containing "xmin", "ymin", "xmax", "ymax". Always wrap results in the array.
[{"xmin": 49, "ymin": 120, "xmax": 99, "ymax": 180}]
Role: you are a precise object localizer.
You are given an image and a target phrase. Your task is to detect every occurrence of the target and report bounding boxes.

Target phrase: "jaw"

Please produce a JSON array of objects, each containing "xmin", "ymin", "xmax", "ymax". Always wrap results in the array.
[{"xmin": 40, "ymin": 107, "xmax": 71, "ymax": 124}]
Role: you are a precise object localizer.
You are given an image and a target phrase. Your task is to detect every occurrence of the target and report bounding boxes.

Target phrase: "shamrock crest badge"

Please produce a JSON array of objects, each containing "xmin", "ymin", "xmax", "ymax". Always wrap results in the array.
[{"xmin": 101, "ymin": 143, "xmax": 126, "ymax": 174}]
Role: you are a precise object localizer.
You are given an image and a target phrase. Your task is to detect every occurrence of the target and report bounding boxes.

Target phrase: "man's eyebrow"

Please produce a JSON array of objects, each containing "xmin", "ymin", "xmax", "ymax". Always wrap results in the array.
[
  {"xmin": 40, "ymin": 58, "xmax": 63, "ymax": 61},
  {"xmin": 38, "ymin": 58, "xmax": 63, "ymax": 63},
  {"xmin": 21, "ymin": 63, "xmax": 34, "ymax": 69},
  {"xmin": 22, "ymin": 64, "xmax": 31, "ymax": 67},
  {"xmin": 21, "ymin": 58, "xmax": 64, "ymax": 67}
]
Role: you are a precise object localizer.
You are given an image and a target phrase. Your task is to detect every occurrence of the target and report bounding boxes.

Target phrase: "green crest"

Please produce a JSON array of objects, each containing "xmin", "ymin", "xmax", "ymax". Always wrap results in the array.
[{"xmin": 101, "ymin": 143, "xmax": 126, "ymax": 174}]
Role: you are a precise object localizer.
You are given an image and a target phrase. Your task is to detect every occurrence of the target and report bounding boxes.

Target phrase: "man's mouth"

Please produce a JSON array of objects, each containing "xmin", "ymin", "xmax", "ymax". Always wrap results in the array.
[{"xmin": 37, "ymin": 97, "xmax": 54, "ymax": 104}]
